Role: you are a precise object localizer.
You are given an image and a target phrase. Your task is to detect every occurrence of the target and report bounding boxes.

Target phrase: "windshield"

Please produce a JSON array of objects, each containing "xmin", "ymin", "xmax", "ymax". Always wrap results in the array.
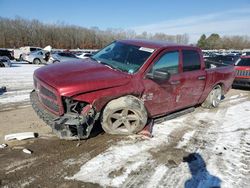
[
  {"xmin": 92, "ymin": 41, "xmax": 154, "ymax": 74},
  {"xmin": 235, "ymin": 58, "xmax": 250, "ymax": 66}
]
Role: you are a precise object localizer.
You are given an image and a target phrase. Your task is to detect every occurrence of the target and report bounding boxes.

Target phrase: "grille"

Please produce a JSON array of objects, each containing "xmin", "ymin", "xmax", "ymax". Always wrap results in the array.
[
  {"xmin": 34, "ymin": 77, "xmax": 63, "ymax": 115},
  {"xmin": 236, "ymin": 70, "xmax": 250, "ymax": 76},
  {"xmin": 40, "ymin": 85, "xmax": 57, "ymax": 100},
  {"xmin": 41, "ymin": 97, "xmax": 59, "ymax": 112}
]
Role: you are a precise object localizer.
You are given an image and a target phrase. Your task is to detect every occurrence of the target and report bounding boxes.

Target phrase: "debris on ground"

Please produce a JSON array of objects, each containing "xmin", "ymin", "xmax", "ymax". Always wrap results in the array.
[
  {"xmin": 0, "ymin": 143, "xmax": 8, "ymax": 149},
  {"xmin": 76, "ymin": 143, "xmax": 81, "ymax": 147},
  {"xmin": 5, "ymin": 132, "xmax": 37, "ymax": 141},
  {"xmin": 22, "ymin": 148, "xmax": 32, "ymax": 154}
]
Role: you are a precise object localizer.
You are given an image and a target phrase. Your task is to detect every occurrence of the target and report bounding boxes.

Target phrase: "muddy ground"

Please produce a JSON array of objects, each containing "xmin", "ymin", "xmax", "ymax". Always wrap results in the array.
[{"xmin": 0, "ymin": 88, "xmax": 249, "ymax": 188}]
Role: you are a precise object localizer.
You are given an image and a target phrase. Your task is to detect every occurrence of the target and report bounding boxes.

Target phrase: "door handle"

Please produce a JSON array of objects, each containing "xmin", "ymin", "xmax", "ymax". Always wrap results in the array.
[
  {"xmin": 170, "ymin": 80, "xmax": 180, "ymax": 85},
  {"xmin": 198, "ymin": 76, "xmax": 206, "ymax": 80}
]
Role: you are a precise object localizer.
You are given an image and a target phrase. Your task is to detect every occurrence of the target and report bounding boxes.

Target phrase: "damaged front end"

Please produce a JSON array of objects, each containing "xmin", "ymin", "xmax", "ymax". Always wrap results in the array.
[{"xmin": 30, "ymin": 90, "xmax": 99, "ymax": 140}]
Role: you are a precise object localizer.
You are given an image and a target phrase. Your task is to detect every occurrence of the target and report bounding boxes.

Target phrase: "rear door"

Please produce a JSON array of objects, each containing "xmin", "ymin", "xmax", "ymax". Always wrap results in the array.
[{"xmin": 175, "ymin": 49, "xmax": 206, "ymax": 109}]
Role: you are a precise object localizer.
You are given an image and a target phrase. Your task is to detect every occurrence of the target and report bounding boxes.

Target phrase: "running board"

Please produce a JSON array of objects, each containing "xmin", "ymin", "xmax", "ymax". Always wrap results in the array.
[{"xmin": 154, "ymin": 107, "xmax": 195, "ymax": 124}]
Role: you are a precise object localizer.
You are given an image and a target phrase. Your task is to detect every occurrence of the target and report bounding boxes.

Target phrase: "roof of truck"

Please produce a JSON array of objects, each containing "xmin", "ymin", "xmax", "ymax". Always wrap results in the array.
[{"xmin": 118, "ymin": 39, "xmax": 195, "ymax": 49}]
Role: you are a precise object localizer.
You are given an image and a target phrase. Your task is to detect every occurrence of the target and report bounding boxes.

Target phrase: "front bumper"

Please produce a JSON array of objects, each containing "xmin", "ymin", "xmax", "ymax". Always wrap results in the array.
[
  {"xmin": 30, "ymin": 90, "xmax": 96, "ymax": 139},
  {"xmin": 233, "ymin": 78, "xmax": 250, "ymax": 88}
]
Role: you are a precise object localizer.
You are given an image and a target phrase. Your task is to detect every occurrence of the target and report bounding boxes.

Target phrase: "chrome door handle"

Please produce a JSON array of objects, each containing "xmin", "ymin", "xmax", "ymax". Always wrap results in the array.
[
  {"xmin": 198, "ymin": 76, "xmax": 206, "ymax": 80},
  {"xmin": 170, "ymin": 80, "xmax": 180, "ymax": 85}
]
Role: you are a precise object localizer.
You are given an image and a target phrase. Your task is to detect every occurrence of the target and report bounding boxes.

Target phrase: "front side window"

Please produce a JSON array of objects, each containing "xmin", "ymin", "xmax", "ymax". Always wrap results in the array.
[
  {"xmin": 92, "ymin": 41, "xmax": 153, "ymax": 74},
  {"xmin": 150, "ymin": 51, "xmax": 179, "ymax": 75},
  {"xmin": 182, "ymin": 50, "xmax": 201, "ymax": 72}
]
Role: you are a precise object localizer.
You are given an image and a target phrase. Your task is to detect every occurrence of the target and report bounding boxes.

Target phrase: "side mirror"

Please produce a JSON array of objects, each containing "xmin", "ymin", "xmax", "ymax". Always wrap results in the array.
[{"xmin": 147, "ymin": 69, "xmax": 171, "ymax": 81}]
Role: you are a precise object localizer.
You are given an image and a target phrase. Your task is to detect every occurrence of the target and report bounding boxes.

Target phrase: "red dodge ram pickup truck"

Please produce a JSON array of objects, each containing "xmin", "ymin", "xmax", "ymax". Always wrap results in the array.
[{"xmin": 30, "ymin": 40, "xmax": 235, "ymax": 139}]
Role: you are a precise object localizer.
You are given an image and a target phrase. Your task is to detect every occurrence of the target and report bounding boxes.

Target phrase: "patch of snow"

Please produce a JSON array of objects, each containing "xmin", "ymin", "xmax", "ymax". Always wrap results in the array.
[
  {"xmin": 146, "ymin": 165, "xmax": 168, "ymax": 188},
  {"xmin": 229, "ymin": 95, "xmax": 239, "ymax": 99},
  {"xmin": 66, "ymin": 120, "xmax": 185, "ymax": 187},
  {"xmin": 176, "ymin": 130, "xmax": 196, "ymax": 149},
  {"xmin": 68, "ymin": 101, "xmax": 250, "ymax": 188},
  {"xmin": 0, "ymin": 62, "xmax": 42, "ymax": 109}
]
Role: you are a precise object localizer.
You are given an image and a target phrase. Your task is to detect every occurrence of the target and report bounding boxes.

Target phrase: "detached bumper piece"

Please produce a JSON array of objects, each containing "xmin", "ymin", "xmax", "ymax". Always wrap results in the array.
[{"xmin": 30, "ymin": 90, "xmax": 98, "ymax": 140}]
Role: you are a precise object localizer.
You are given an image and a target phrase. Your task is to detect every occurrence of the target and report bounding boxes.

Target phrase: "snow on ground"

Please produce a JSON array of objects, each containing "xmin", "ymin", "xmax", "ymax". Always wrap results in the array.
[
  {"xmin": 0, "ymin": 62, "xmax": 42, "ymax": 110},
  {"xmin": 68, "ymin": 98, "xmax": 250, "ymax": 188}
]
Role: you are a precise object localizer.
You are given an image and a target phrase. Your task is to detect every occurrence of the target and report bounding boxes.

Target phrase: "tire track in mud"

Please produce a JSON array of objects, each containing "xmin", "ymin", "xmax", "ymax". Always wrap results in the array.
[
  {"xmin": 0, "ymin": 134, "xmax": 123, "ymax": 188},
  {"xmin": 121, "ymin": 126, "xmax": 192, "ymax": 188},
  {"xmin": 142, "ymin": 97, "xmax": 250, "ymax": 188}
]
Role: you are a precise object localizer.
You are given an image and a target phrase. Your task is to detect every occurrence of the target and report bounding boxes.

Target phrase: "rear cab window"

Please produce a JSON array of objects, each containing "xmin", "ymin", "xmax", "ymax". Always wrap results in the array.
[{"xmin": 182, "ymin": 50, "xmax": 201, "ymax": 72}]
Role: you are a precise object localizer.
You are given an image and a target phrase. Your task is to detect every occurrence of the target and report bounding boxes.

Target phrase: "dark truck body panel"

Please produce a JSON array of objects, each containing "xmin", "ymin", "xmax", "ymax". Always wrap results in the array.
[{"xmin": 31, "ymin": 39, "xmax": 235, "ymax": 139}]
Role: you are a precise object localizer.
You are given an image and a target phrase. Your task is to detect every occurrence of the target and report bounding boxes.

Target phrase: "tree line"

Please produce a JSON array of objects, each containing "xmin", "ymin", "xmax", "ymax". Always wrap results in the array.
[
  {"xmin": 0, "ymin": 17, "xmax": 189, "ymax": 49},
  {"xmin": 197, "ymin": 33, "xmax": 250, "ymax": 50}
]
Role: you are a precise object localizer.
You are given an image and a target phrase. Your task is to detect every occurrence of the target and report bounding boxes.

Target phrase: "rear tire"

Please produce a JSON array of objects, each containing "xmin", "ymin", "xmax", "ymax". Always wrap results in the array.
[
  {"xmin": 202, "ymin": 85, "xmax": 222, "ymax": 109},
  {"xmin": 101, "ymin": 96, "xmax": 147, "ymax": 135},
  {"xmin": 33, "ymin": 58, "xmax": 41, "ymax": 65}
]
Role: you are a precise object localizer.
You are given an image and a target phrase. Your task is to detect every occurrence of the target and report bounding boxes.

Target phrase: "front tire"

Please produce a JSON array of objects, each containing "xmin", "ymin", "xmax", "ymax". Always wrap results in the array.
[
  {"xmin": 202, "ymin": 85, "xmax": 222, "ymax": 108},
  {"xmin": 101, "ymin": 96, "xmax": 147, "ymax": 135}
]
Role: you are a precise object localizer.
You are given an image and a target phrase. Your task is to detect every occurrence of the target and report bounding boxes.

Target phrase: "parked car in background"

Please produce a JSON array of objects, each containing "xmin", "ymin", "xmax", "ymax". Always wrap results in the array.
[
  {"xmin": 23, "ymin": 50, "xmax": 52, "ymax": 64},
  {"xmin": 233, "ymin": 56, "xmax": 250, "ymax": 88},
  {"xmin": 13, "ymin": 46, "xmax": 42, "ymax": 61},
  {"xmin": 52, "ymin": 52, "xmax": 80, "ymax": 62},
  {"xmin": 0, "ymin": 49, "xmax": 14, "ymax": 60},
  {"xmin": 76, "ymin": 52, "xmax": 93, "ymax": 59},
  {"xmin": 31, "ymin": 39, "xmax": 235, "ymax": 140},
  {"xmin": 23, "ymin": 50, "xmax": 80, "ymax": 64},
  {"xmin": 0, "ymin": 56, "xmax": 12, "ymax": 67},
  {"xmin": 205, "ymin": 54, "xmax": 240, "ymax": 65}
]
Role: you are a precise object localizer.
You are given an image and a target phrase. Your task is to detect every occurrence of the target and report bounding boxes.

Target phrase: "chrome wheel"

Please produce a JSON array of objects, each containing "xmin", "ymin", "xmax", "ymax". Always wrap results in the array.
[
  {"xmin": 108, "ymin": 108, "xmax": 140, "ymax": 133},
  {"xmin": 210, "ymin": 85, "xmax": 222, "ymax": 107}
]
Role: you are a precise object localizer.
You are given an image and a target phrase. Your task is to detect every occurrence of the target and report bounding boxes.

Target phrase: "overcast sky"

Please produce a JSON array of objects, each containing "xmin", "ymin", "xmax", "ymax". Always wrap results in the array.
[{"xmin": 0, "ymin": 0, "xmax": 250, "ymax": 43}]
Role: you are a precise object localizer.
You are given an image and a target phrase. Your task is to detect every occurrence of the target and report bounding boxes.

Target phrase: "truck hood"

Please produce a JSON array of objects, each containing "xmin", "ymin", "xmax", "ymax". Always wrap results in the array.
[{"xmin": 34, "ymin": 59, "xmax": 131, "ymax": 96}]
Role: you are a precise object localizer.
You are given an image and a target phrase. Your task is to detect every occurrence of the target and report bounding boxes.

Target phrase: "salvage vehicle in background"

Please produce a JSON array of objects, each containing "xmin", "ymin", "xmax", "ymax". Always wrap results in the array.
[
  {"xmin": 23, "ymin": 50, "xmax": 80, "ymax": 64},
  {"xmin": 13, "ymin": 46, "xmax": 42, "ymax": 61},
  {"xmin": 0, "ymin": 56, "xmax": 12, "ymax": 67},
  {"xmin": 23, "ymin": 50, "xmax": 52, "ymax": 64},
  {"xmin": 233, "ymin": 56, "xmax": 250, "ymax": 88},
  {"xmin": 30, "ymin": 39, "xmax": 235, "ymax": 140}
]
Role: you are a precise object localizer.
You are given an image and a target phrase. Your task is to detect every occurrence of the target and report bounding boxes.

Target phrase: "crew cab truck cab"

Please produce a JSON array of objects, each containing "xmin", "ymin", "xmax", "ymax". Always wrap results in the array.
[
  {"xmin": 233, "ymin": 56, "xmax": 250, "ymax": 88},
  {"xmin": 30, "ymin": 39, "xmax": 235, "ymax": 140}
]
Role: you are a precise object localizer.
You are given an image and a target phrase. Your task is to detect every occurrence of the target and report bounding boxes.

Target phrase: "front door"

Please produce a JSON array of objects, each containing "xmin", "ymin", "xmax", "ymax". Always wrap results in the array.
[{"xmin": 142, "ymin": 49, "xmax": 182, "ymax": 117}]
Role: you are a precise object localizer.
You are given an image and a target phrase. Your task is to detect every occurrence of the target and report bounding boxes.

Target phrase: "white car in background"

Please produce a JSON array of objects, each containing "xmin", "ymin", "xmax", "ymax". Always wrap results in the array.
[
  {"xmin": 13, "ymin": 46, "xmax": 42, "ymax": 61},
  {"xmin": 23, "ymin": 50, "xmax": 80, "ymax": 64}
]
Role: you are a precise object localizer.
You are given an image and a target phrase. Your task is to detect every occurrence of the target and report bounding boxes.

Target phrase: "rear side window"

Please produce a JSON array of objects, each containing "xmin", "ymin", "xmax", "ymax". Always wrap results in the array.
[
  {"xmin": 150, "ymin": 51, "xmax": 179, "ymax": 75},
  {"xmin": 182, "ymin": 50, "xmax": 201, "ymax": 72}
]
